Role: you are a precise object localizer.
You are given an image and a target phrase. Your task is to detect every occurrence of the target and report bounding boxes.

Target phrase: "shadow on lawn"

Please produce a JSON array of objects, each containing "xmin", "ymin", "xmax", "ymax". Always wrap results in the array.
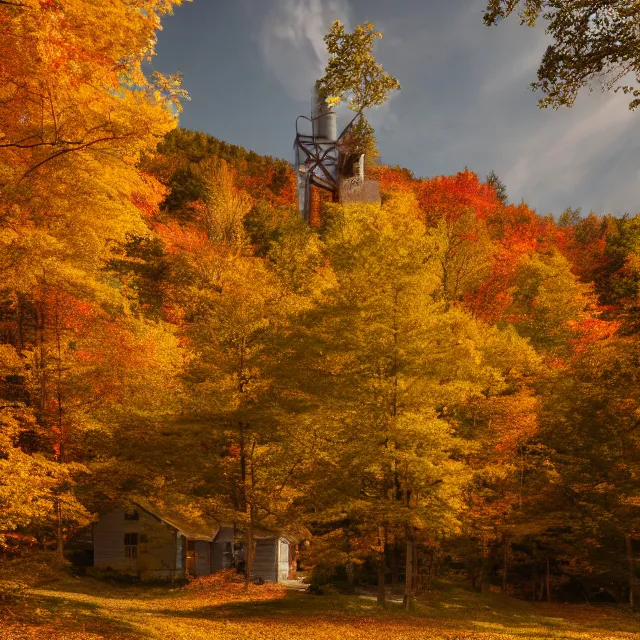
[
  {"xmin": 149, "ymin": 589, "xmax": 640, "ymax": 638},
  {"xmin": 36, "ymin": 576, "xmax": 186, "ymax": 601},
  {"xmin": 3, "ymin": 590, "xmax": 141, "ymax": 638}
]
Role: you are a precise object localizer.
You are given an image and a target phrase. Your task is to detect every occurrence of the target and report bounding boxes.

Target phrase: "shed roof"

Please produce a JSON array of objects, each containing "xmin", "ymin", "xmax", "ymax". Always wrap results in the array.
[{"xmin": 213, "ymin": 524, "xmax": 303, "ymax": 543}]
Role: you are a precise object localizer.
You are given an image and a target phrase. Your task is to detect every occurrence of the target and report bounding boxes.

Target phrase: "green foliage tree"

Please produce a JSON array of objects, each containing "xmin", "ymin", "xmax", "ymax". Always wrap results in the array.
[
  {"xmin": 484, "ymin": 1, "xmax": 640, "ymax": 110},
  {"xmin": 558, "ymin": 207, "xmax": 582, "ymax": 228},
  {"xmin": 486, "ymin": 171, "xmax": 509, "ymax": 206}
]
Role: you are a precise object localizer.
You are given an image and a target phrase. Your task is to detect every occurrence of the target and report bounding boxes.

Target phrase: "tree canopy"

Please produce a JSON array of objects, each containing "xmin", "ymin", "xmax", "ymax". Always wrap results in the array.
[
  {"xmin": 484, "ymin": 1, "xmax": 640, "ymax": 110},
  {"xmin": 1, "ymin": 1, "xmax": 639, "ymax": 611}
]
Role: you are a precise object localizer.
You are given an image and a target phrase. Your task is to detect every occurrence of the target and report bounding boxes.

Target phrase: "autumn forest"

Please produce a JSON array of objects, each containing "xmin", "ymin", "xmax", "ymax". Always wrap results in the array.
[{"xmin": 1, "ymin": 1, "xmax": 640, "ymax": 638}]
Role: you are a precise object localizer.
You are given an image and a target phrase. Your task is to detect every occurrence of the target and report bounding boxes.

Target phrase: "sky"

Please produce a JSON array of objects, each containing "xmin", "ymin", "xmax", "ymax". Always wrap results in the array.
[{"xmin": 151, "ymin": 0, "xmax": 640, "ymax": 217}]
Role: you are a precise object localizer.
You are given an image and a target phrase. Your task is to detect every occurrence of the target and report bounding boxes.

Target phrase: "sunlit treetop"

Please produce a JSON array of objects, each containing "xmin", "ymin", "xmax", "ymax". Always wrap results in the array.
[
  {"xmin": 316, "ymin": 20, "xmax": 400, "ymax": 161},
  {"xmin": 317, "ymin": 20, "xmax": 400, "ymax": 112}
]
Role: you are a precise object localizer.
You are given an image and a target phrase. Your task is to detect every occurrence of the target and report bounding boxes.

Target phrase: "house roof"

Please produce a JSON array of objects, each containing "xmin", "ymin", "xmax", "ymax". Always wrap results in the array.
[
  {"xmin": 127, "ymin": 496, "xmax": 305, "ymax": 544},
  {"xmin": 213, "ymin": 524, "xmax": 304, "ymax": 543},
  {"xmin": 133, "ymin": 497, "xmax": 219, "ymax": 542}
]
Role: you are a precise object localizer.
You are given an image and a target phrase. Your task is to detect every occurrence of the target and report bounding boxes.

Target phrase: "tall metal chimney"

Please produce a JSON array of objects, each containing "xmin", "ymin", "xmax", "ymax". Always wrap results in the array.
[
  {"xmin": 312, "ymin": 85, "xmax": 337, "ymax": 142},
  {"xmin": 294, "ymin": 82, "xmax": 380, "ymax": 223}
]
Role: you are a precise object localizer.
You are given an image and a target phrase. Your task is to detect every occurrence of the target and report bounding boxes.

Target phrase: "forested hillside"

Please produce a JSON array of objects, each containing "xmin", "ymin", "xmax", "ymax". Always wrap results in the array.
[{"xmin": 1, "ymin": 0, "xmax": 639, "ymax": 616}]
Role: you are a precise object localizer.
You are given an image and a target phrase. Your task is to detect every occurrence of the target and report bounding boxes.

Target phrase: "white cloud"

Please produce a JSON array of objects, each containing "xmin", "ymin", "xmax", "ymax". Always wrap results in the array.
[
  {"xmin": 257, "ymin": 0, "xmax": 351, "ymax": 103},
  {"xmin": 500, "ymin": 94, "xmax": 636, "ymax": 212},
  {"xmin": 367, "ymin": 96, "xmax": 400, "ymax": 135}
]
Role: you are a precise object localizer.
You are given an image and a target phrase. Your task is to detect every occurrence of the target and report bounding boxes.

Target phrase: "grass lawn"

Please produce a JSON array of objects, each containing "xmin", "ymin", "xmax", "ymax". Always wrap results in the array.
[{"xmin": 1, "ymin": 573, "xmax": 639, "ymax": 640}]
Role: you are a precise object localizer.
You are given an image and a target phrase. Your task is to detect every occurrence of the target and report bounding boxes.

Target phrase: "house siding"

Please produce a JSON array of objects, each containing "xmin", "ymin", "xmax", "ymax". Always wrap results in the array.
[
  {"xmin": 211, "ymin": 542, "xmax": 232, "ymax": 571},
  {"xmin": 93, "ymin": 508, "xmax": 180, "ymax": 579},
  {"xmin": 93, "ymin": 509, "xmax": 136, "ymax": 573},
  {"xmin": 253, "ymin": 538, "xmax": 277, "ymax": 582},
  {"xmin": 194, "ymin": 540, "xmax": 211, "ymax": 576}
]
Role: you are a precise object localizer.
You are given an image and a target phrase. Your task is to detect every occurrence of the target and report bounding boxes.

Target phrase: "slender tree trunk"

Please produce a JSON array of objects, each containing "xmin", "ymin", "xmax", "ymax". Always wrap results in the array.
[
  {"xmin": 378, "ymin": 526, "xmax": 387, "ymax": 607},
  {"xmin": 390, "ymin": 540, "xmax": 399, "ymax": 586},
  {"xmin": 244, "ymin": 438, "xmax": 257, "ymax": 591},
  {"xmin": 377, "ymin": 552, "xmax": 386, "ymax": 608},
  {"xmin": 244, "ymin": 510, "xmax": 254, "ymax": 590},
  {"xmin": 538, "ymin": 572, "xmax": 544, "ymax": 601},
  {"xmin": 16, "ymin": 293, "xmax": 24, "ymax": 351},
  {"xmin": 54, "ymin": 295, "xmax": 66, "ymax": 558},
  {"xmin": 626, "ymin": 534, "xmax": 635, "ymax": 610},
  {"xmin": 481, "ymin": 537, "xmax": 491, "ymax": 595},
  {"xmin": 231, "ymin": 522, "xmax": 237, "ymax": 569},
  {"xmin": 404, "ymin": 539, "xmax": 415, "ymax": 611},
  {"xmin": 239, "ymin": 424, "xmax": 250, "ymax": 590},
  {"xmin": 56, "ymin": 501, "xmax": 64, "ymax": 558},
  {"xmin": 413, "ymin": 545, "xmax": 419, "ymax": 595},
  {"xmin": 346, "ymin": 559, "xmax": 354, "ymax": 586},
  {"xmin": 546, "ymin": 557, "xmax": 551, "ymax": 602},
  {"xmin": 532, "ymin": 562, "xmax": 537, "ymax": 601},
  {"xmin": 502, "ymin": 536, "xmax": 508, "ymax": 595}
]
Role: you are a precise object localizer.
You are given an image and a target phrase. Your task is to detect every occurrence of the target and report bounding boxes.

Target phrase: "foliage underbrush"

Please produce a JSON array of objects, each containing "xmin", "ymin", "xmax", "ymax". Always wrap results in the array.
[{"xmin": 185, "ymin": 568, "xmax": 287, "ymax": 601}]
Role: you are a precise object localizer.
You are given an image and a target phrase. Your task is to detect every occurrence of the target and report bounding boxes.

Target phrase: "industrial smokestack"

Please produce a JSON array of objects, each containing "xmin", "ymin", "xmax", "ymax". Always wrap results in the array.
[{"xmin": 312, "ymin": 84, "xmax": 337, "ymax": 142}]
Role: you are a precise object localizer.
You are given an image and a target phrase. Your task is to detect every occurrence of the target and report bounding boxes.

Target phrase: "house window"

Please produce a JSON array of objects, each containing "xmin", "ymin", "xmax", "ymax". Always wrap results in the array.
[
  {"xmin": 124, "ymin": 509, "xmax": 139, "ymax": 521},
  {"xmin": 124, "ymin": 533, "xmax": 138, "ymax": 559}
]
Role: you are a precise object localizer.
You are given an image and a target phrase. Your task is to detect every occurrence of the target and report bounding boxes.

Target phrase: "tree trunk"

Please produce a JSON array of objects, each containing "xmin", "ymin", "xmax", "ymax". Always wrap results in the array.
[
  {"xmin": 346, "ymin": 559, "xmax": 354, "ymax": 586},
  {"xmin": 413, "ymin": 545, "xmax": 420, "ymax": 595},
  {"xmin": 469, "ymin": 562, "xmax": 477, "ymax": 591},
  {"xmin": 244, "ymin": 518, "xmax": 253, "ymax": 591},
  {"xmin": 532, "ymin": 562, "xmax": 537, "ymax": 601},
  {"xmin": 502, "ymin": 536, "xmax": 508, "ymax": 595},
  {"xmin": 546, "ymin": 557, "xmax": 551, "ymax": 602},
  {"xmin": 538, "ymin": 572, "xmax": 544, "ymax": 601},
  {"xmin": 403, "ymin": 539, "xmax": 415, "ymax": 611},
  {"xmin": 390, "ymin": 542, "xmax": 399, "ymax": 586},
  {"xmin": 480, "ymin": 537, "xmax": 491, "ymax": 595},
  {"xmin": 626, "ymin": 534, "xmax": 635, "ymax": 610},
  {"xmin": 244, "ymin": 438, "xmax": 257, "ymax": 591},
  {"xmin": 56, "ymin": 501, "xmax": 64, "ymax": 558},
  {"xmin": 377, "ymin": 552, "xmax": 386, "ymax": 608}
]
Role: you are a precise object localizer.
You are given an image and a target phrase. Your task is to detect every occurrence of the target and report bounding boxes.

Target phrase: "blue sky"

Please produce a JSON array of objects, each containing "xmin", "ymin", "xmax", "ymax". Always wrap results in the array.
[{"xmin": 151, "ymin": 0, "xmax": 640, "ymax": 217}]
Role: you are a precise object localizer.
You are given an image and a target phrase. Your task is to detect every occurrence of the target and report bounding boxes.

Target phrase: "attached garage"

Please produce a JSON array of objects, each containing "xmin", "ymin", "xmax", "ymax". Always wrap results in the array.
[
  {"xmin": 210, "ymin": 527, "xmax": 294, "ymax": 583},
  {"xmin": 253, "ymin": 537, "xmax": 290, "ymax": 583}
]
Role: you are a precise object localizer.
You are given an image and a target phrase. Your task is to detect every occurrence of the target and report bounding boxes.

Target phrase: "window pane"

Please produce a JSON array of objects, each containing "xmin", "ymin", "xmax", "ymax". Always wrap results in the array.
[{"xmin": 124, "ymin": 533, "xmax": 138, "ymax": 545}]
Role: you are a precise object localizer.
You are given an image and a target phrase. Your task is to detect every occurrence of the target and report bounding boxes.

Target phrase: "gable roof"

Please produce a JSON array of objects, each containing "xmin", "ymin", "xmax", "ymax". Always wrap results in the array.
[{"xmin": 133, "ymin": 497, "xmax": 219, "ymax": 541}]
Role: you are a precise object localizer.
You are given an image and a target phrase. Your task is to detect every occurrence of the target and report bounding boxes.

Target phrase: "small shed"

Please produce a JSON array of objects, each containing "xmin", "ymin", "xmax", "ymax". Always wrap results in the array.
[{"xmin": 254, "ymin": 536, "xmax": 291, "ymax": 583}]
